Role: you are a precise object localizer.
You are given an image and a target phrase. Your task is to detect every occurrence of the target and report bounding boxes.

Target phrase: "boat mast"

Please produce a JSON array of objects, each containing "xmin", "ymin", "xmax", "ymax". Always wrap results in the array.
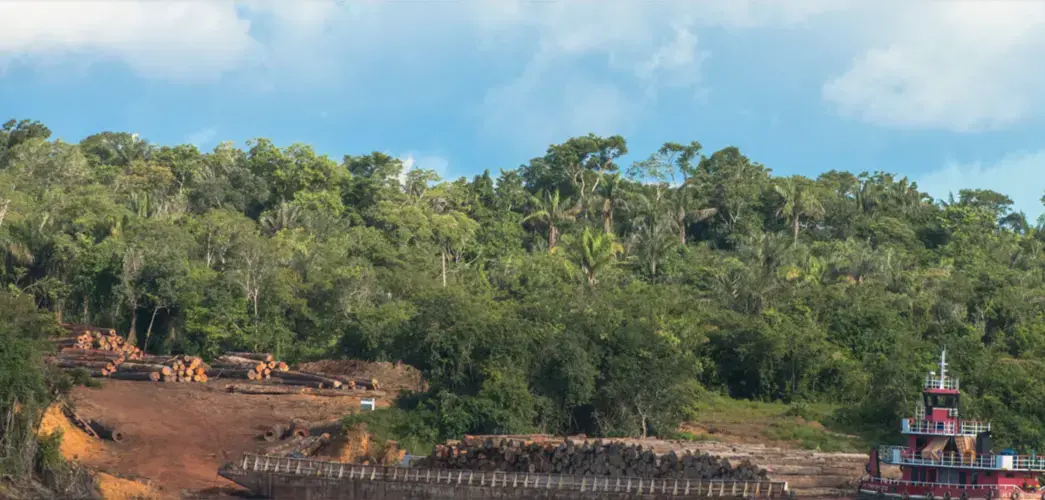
[{"xmin": 938, "ymin": 348, "xmax": 946, "ymax": 390}]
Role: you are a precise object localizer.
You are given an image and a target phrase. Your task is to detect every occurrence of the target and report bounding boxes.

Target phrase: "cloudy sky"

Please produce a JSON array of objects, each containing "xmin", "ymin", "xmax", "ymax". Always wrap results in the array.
[{"xmin": 2, "ymin": 1, "xmax": 1044, "ymax": 217}]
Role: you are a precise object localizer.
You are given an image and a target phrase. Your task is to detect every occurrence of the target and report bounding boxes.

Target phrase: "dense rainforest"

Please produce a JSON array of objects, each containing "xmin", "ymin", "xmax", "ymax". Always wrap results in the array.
[{"xmin": 2, "ymin": 117, "xmax": 1045, "ymax": 456}]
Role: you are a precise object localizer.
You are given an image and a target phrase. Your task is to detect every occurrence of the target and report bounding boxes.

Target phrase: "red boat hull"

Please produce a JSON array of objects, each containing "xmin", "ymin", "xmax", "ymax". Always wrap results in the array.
[{"xmin": 859, "ymin": 478, "xmax": 1041, "ymax": 500}]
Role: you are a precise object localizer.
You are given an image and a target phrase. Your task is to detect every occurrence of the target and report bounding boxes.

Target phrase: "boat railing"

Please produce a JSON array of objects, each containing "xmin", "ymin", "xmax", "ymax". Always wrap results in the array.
[
  {"xmin": 960, "ymin": 421, "xmax": 991, "ymax": 434},
  {"xmin": 901, "ymin": 419, "xmax": 990, "ymax": 435},
  {"xmin": 234, "ymin": 453, "xmax": 792, "ymax": 497},
  {"xmin": 865, "ymin": 477, "xmax": 1027, "ymax": 495},
  {"xmin": 879, "ymin": 446, "xmax": 1045, "ymax": 472},
  {"xmin": 924, "ymin": 375, "xmax": 959, "ymax": 391}
]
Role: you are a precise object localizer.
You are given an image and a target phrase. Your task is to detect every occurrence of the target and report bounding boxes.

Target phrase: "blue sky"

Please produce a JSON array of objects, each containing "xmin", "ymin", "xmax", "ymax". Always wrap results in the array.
[{"xmin": 2, "ymin": 1, "xmax": 1045, "ymax": 218}]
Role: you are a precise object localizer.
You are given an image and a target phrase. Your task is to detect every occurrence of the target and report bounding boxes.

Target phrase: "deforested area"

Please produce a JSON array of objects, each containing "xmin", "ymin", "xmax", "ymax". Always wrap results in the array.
[{"xmin": 1, "ymin": 116, "xmax": 1044, "ymax": 497}]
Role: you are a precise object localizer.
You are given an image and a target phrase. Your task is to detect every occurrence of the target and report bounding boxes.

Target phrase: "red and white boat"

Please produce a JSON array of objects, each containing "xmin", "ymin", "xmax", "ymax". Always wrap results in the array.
[{"xmin": 860, "ymin": 349, "xmax": 1044, "ymax": 500}]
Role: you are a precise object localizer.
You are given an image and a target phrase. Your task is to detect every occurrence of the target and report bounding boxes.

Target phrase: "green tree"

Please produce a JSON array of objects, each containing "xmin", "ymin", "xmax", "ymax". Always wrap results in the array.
[{"xmin": 774, "ymin": 176, "xmax": 825, "ymax": 245}]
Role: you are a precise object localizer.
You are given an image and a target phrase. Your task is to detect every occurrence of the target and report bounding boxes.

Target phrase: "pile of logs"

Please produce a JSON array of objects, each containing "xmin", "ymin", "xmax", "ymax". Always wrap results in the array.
[
  {"xmin": 209, "ymin": 352, "xmax": 289, "ymax": 381},
  {"xmin": 262, "ymin": 418, "xmax": 342, "ymax": 442},
  {"xmin": 54, "ymin": 323, "xmax": 145, "ymax": 360},
  {"xmin": 416, "ymin": 437, "xmax": 768, "ymax": 480},
  {"xmin": 260, "ymin": 421, "xmax": 406, "ymax": 465},
  {"xmin": 48, "ymin": 329, "xmax": 382, "ymax": 392},
  {"xmin": 136, "ymin": 354, "xmax": 208, "ymax": 383},
  {"xmin": 209, "ymin": 352, "xmax": 378, "ymax": 391},
  {"xmin": 49, "ymin": 323, "xmax": 209, "ymax": 383},
  {"xmin": 266, "ymin": 433, "xmax": 333, "ymax": 458}
]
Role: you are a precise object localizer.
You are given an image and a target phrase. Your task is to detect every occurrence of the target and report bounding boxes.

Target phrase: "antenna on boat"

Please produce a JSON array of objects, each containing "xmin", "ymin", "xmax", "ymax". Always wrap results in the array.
[{"xmin": 938, "ymin": 347, "xmax": 947, "ymax": 389}]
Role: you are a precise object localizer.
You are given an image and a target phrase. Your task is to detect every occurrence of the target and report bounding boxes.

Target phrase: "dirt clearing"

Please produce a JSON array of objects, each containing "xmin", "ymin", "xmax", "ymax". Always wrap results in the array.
[
  {"xmin": 296, "ymin": 359, "xmax": 426, "ymax": 393},
  {"xmin": 69, "ymin": 380, "xmax": 390, "ymax": 498}
]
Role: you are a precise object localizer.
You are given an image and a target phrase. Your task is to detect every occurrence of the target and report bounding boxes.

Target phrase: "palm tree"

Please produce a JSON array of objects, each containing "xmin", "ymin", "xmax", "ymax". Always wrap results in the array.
[
  {"xmin": 555, "ymin": 226, "xmax": 623, "ymax": 287},
  {"xmin": 260, "ymin": 202, "xmax": 301, "ymax": 235},
  {"xmin": 774, "ymin": 177, "xmax": 825, "ymax": 245},
  {"xmin": 597, "ymin": 172, "xmax": 629, "ymax": 235},
  {"xmin": 628, "ymin": 193, "xmax": 675, "ymax": 279},
  {"xmin": 522, "ymin": 190, "xmax": 580, "ymax": 250},
  {"xmin": 670, "ymin": 183, "xmax": 717, "ymax": 245}
]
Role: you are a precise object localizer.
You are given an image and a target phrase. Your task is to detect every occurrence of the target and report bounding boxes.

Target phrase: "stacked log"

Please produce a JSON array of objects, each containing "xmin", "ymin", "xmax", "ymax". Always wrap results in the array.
[
  {"xmin": 52, "ymin": 347, "xmax": 126, "ymax": 376},
  {"xmin": 416, "ymin": 437, "xmax": 768, "ymax": 481},
  {"xmin": 262, "ymin": 418, "xmax": 342, "ymax": 442},
  {"xmin": 54, "ymin": 324, "xmax": 145, "ymax": 361},
  {"xmin": 210, "ymin": 352, "xmax": 287, "ymax": 381},
  {"xmin": 266, "ymin": 433, "xmax": 333, "ymax": 458},
  {"xmin": 88, "ymin": 420, "xmax": 125, "ymax": 443},
  {"xmin": 149, "ymin": 355, "xmax": 208, "ymax": 383}
]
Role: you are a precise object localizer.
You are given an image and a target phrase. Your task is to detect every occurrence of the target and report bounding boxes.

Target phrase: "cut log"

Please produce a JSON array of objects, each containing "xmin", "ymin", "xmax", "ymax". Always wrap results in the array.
[
  {"xmin": 140, "ymin": 355, "xmax": 178, "ymax": 364},
  {"xmin": 224, "ymin": 384, "xmax": 307, "ymax": 395},
  {"xmin": 115, "ymin": 363, "xmax": 172, "ymax": 376},
  {"xmin": 59, "ymin": 323, "xmax": 117, "ymax": 335},
  {"xmin": 109, "ymin": 371, "xmax": 161, "ymax": 382},
  {"xmin": 58, "ymin": 360, "xmax": 114, "ymax": 371},
  {"xmin": 354, "ymin": 378, "xmax": 380, "ymax": 391},
  {"xmin": 61, "ymin": 406, "xmax": 100, "ymax": 439},
  {"xmin": 294, "ymin": 418, "xmax": 342, "ymax": 437},
  {"xmin": 279, "ymin": 371, "xmax": 342, "ymax": 388},
  {"xmin": 90, "ymin": 421, "xmax": 125, "ymax": 443},
  {"xmin": 301, "ymin": 433, "xmax": 331, "ymax": 456},
  {"xmin": 216, "ymin": 356, "xmax": 267, "ymax": 372},
  {"xmin": 59, "ymin": 348, "xmax": 125, "ymax": 359},
  {"xmin": 317, "ymin": 388, "xmax": 385, "ymax": 398},
  {"xmin": 264, "ymin": 425, "xmax": 288, "ymax": 442},
  {"xmin": 225, "ymin": 352, "xmax": 274, "ymax": 362},
  {"xmin": 276, "ymin": 379, "xmax": 326, "ymax": 389},
  {"xmin": 207, "ymin": 363, "xmax": 257, "ymax": 370},
  {"xmin": 266, "ymin": 437, "xmax": 306, "ymax": 456}
]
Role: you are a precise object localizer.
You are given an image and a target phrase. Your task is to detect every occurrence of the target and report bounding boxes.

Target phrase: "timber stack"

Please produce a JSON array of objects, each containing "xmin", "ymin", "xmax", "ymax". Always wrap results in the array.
[
  {"xmin": 54, "ymin": 323, "xmax": 145, "ymax": 360},
  {"xmin": 209, "ymin": 352, "xmax": 289, "ymax": 381},
  {"xmin": 139, "ymin": 354, "xmax": 209, "ymax": 383},
  {"xmin": 48, "ymin": 324, "xmax": 210, "ymax": 383},
  {"xmin": 416, "ymin": 437, "xmax": 768, "ymax": 481},
  {"xmin": 48, "ymin": 328, "xmax": 381, "ymax": 392}
]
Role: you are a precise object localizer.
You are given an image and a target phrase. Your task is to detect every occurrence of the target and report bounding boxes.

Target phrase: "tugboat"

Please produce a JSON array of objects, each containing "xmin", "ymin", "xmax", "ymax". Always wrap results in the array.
[{"xmin": 860, "ymin": 349, "xmax": 1045, "ymax": 500}]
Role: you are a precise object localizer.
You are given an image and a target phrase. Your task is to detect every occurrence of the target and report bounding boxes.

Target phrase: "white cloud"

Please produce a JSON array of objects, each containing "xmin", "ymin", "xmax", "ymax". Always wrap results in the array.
[
  {"xmin": 0, "ymin": 1, "xmax": 262, "ymax": 81},
  {"xmin": 18, "ymin": 0, "xmax": 1045, "ymax": 141},
  {"xmin": 822, "ymin": 2, "xmax": 1045, "ymax": 132},
  {"xmin": 469, "ymin": 1, "xmax": 841, "ymax": 152},
  {"xmin": 917, "ymin": 151, "xmax": 1045, "ymax": 220}
]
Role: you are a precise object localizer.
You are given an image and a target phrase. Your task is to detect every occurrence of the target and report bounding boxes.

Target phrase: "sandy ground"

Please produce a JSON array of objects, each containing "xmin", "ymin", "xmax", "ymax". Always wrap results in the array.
[{"xmin": 69, "ymin": 380, "xmax": 390, "ymax": 498}]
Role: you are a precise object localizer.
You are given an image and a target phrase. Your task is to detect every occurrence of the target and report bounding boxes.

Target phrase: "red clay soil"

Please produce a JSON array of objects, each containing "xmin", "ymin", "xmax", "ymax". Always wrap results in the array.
[{"xmin": 70, "ymin": 380, "xmax": 390, "ymax": 499}]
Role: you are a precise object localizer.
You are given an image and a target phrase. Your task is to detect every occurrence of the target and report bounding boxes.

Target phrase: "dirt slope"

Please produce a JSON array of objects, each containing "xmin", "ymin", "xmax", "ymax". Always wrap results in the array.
[{"xmin": 70, "ymin": 380, "xmax": 389, "ymax": 498}]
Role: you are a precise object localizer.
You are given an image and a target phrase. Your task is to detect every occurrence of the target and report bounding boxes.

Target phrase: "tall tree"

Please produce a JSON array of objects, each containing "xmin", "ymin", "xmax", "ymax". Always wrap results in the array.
[
  {"xmin": 774, "ymin": 176, "xmax": 825, "ymax": 245},
  {"xmin": 522, "ymin": 190, "xmax": 580, "ymax": 250},
  {"xmin": 555, "ymin": 227, "xmax": 623, "ymax": 287}
]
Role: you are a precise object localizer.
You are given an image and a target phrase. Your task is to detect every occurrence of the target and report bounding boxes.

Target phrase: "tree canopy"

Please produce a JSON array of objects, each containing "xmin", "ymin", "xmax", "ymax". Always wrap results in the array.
[{"xmin": 3, "ymin": 118, "xmax": 1045, "ymax": 447}]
